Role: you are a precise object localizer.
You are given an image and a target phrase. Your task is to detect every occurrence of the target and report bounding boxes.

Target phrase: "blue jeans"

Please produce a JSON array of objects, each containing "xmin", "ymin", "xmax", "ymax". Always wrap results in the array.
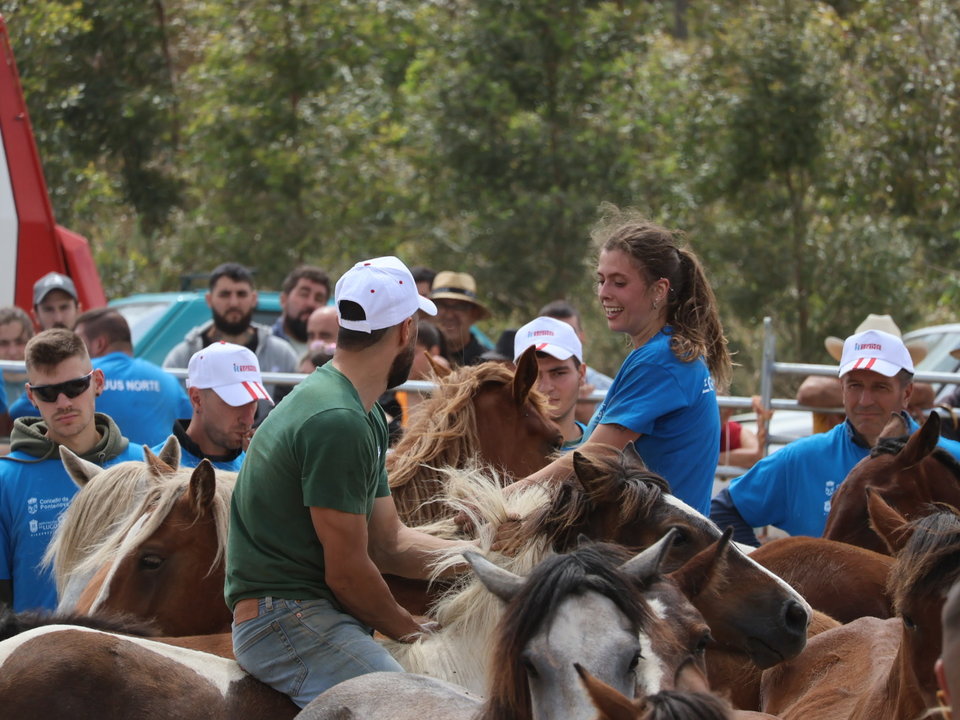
[{"xmin": 231, "ymin": 597, "xmax": 404, "ymax": 708}]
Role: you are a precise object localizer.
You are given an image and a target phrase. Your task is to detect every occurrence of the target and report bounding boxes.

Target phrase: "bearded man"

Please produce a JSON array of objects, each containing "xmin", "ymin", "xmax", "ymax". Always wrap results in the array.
[{"xmin": 163, "ymin": 262, "xmax": 298, "ymax": 404}]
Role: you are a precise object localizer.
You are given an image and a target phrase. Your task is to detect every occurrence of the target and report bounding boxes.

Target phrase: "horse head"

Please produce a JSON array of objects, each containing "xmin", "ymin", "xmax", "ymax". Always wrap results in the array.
[{"xmin": 823, "ymin": 413, "xmax": 960, "ymax": 554}]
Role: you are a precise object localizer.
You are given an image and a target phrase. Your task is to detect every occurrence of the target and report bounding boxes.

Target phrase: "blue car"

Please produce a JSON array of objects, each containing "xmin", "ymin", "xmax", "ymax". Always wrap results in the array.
[{"xmin": 109, "ymin": 291, "xmax": 282, "ymax": 366}]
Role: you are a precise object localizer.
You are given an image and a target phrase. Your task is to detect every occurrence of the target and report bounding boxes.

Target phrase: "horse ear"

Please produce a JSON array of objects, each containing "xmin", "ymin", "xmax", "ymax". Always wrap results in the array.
[
  {"xmin": 575, "ymin": 663, "xmax": 641, "ymax": 720},
  {"xmin": 878, "ymin": 413, "xmax": 909, "ymax": 442},
  {"xmin": 667, "ymin": 527, "xmax": 734, "ymax": 598},
  {"xmin": 426, "ymin": 351, "xmax": 452, "ymax": 379},
  {"xmin": 897, "ymin": 412, "xmax": 941, "ymax": 469},
  {"xmin": 464, "ymin": 550, "xmax": 525, "ymax": 602},
  {"xmin": 572, "ymin": 450, "xmax": 605, "ymax": 493},
  {"xmin": 143, "ymin": 438, "xmax": 180, "ymax": 478},
  {"xmin": 866, "ymin": 488, "xmax": 913, "ymax": 553},
  {"xmin": 620, "ymin": 527, "xmax": 678, "ymax": 583},
  {"xmin": 59, "ymin": 446, "xmax": 102, "ymax": 488},
  {"xmin": 511, "ymin": 345, "xmax": 539, "ymax": 407},
  {"xmin": 621, "ymin": 442, "xmax": 647, "ymax": 470},
  {"xmin": 154, "ymin": 435, "xmax": 181, "ymax": 471},
  {"xmin": 188, "ymin": 460, "xmax": 218, "ymax": 517}
]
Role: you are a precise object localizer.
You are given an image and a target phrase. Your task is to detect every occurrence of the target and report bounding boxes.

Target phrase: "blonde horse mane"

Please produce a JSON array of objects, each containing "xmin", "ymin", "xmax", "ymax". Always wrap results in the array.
[
  {"xmin": 387, "ymin": 362, "xmax": 552, "ymax": 526},
  {"xmin": 43, "ymin": 460, "xmax": 165, "ymax": 597},
  {"xmin": 70, "ymin": 467, "xmax": 236, "ymax": 591}
]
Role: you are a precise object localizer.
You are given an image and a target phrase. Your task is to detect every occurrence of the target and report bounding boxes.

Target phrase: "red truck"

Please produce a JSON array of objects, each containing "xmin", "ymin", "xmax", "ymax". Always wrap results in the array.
[{"xmin": 0, "ymin": 14, "xmax": 105, "ymax": 316}]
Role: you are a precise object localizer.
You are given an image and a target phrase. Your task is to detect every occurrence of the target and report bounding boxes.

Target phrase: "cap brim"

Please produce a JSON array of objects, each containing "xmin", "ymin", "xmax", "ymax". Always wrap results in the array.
[
  {"xmin": 838, "ymin": 357, "xmax": 903, "ymax": 378},
  {"xmin": 514, "ymin": 342, "xmax": 575, "ymax": 364},
  {"xmin": 213, "ymin": 381, "xmax": 274, "ymax": 406},
  {"xmin": 418, "ymin": 296, "xmax": 438, "ymax": 317},
  {"xmin": 824, "ymin": 337, "xmax": 844, "ymax": 362}
]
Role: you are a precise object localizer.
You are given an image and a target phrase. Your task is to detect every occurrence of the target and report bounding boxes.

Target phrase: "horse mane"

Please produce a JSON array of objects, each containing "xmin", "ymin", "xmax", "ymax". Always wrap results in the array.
[
  {"xmin": 887, "ymin": 506, "xmax": 960, "ymax": 615},
  {"xmin": 0, "ymin": 606, "xmax": 160, "ymax": 642},
  {"xmin": 639, "ymin": 690, "xmax": 733, "ymax": 720},
  {"xmin": 504, "ymin": 444, "xmax": 671, "ymax": 556},
  {"xmin": 70, "ymin": 468, "xmax": 235, "ymax": 586},
  {"xmin": 386, "ymin": 363, "xmax": 553, "ymax": 519},
  {"xmin": 477, "ymin": 543, "xmax": 650, "ymax": 720},
  {"xmin": 43, "ymin": 459, "xmax": 160, "ymax": 595},
  {"xmin": 871, "ymin": 435, "xmax": 960, "ymax": 480}
]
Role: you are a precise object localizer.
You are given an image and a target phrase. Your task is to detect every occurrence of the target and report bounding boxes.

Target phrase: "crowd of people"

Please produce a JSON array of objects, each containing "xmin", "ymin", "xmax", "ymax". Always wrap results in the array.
[{"xmin": 1, "ymin": 209, "xmax": 959, "ymax": 713}]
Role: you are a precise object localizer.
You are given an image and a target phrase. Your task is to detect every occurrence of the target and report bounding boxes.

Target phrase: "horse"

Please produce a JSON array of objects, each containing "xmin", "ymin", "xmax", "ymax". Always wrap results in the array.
[
  {"xmin": 747, "ymin": 536, "xmax": 894, "ymax": 623},
  {"xmin": 760, "ymin": 499, "xmax": 960, "ymax": 720},
  {"xmin": 575, "ymin": 664, "xmax": 779, "ymax": 720},
  {"xmin": 823, "ymin": 411, "xmax": 960, "ymax": 553},
  {"xmin": 67, "ymin": 459, "xmax": 236, "ymax": 636},
  {"xmin": 0, "ymin": 624, "xmax": 298, "ymax": 719},
  {"xmin": 387, "ymin": 345, "xmax": 563, "ymax": 526},
  {"xmin": 44, "ymin": 437, "xmax": 182, "ymax": 611},
  {"xmin": 296, "ymin": 533, "xmax": 714, "ymax": 720},
  {"xmin": 386, "ymin": 460, "xmax": 811, "ymax": 697}
]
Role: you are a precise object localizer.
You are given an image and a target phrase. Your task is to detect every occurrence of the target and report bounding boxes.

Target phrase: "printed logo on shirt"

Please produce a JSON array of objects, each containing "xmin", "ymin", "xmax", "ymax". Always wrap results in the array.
[
  {"xmin": 824, "ymin": 480, "xmax": 836, "ymax": 499},
  {"xmin": 702, "ymin": 376, "xmax": 716, "ymax": 395},
  {"xmin": 27, "ymin": 497, "xmax": 37, "ymax": 515},
  {"xmin": 104, "ymin": 379, "xmax": 162, "ymax": 392}
]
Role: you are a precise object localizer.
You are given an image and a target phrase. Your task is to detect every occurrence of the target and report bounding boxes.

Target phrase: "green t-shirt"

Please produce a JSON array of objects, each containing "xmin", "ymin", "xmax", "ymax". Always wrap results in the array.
[{"xmin": 224, "ymin": 363, "xmax": 391, "ymax": 609}]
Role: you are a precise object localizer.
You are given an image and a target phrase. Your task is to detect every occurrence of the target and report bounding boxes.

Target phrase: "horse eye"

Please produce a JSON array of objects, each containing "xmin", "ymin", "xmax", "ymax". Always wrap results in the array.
[
  {"xmin": 628, "ymin": 650, "xmax": 642, "ymax": 671},
  {"xmin": 139, "ymin": 554, "xmax": 164, "ymax": 571},
  {"xmin": 521, "ymin": 654, "xmax": 539, "ymax": 680},
  {"xmin": 902, "ymin": 614, "xmax": 917, "ymax": 631},
  {"xmin": 670, "ymin": 527, "xmax": 689, "ymax": 545}
]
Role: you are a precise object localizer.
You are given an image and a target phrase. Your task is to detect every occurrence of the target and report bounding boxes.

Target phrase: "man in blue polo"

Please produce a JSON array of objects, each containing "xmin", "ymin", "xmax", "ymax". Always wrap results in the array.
[
  {"xmin": 711, "ymin": 328, "xmax": 960, "ymax": 545},
  {"xmin": 154, "ymin": 342, "xmax": 270, "ymax": 472},
  {"xmin": 0, "ymin": 329, "xmax": 143, "ymax": 611}
]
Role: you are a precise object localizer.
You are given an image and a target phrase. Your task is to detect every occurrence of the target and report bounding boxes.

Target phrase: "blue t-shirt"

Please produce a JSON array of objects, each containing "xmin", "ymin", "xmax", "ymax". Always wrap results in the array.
[
  {"xmin": 585, "ymin": 328, "xmax": 720, "ymax": 515},
  {"xmin": 151, "ymin": 437, "xmax": 245, "ymax": 472},
  {"xmin": 9, "ymin": 353, "xmax": 192, "ymax": 447},
  {"xmin": 0, "ymin": 442, "xmax": 145, "ymax": 611},
  {"xmin": 726, "ymin": 417, "xmax": 960, "ymax": 538}
]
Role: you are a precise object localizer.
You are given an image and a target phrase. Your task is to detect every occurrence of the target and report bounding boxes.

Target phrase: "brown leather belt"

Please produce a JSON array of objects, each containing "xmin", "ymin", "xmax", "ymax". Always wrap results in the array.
[{"xmin": 233, "ymin": 597, "xmax": 261, "ymax": 625}]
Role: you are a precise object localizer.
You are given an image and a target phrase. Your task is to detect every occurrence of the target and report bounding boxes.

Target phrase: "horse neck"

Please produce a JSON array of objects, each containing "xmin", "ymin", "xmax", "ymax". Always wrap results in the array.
[{"xmin": 848, "ymin": 636, "xmax": 926, "ymax": 720}]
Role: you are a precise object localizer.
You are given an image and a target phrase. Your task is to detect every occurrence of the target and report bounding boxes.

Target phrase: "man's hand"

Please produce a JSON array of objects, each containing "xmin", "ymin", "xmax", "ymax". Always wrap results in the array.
[{"xmin": 398, "ymin": 619, "xmax": 441, "ymax": 644}]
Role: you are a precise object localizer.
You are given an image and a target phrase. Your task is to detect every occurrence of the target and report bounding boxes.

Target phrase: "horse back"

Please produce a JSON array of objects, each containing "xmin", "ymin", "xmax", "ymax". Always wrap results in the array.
[{"xmin": 759, "ymin": 616, "xmax": 900, "ymax": 720}]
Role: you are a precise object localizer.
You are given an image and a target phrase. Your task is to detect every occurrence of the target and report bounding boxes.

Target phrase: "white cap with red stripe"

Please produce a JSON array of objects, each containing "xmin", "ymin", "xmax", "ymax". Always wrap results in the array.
[
  {"xmin": 838, "ymin": 329, "xmax": 914, "ymax": 378},
  {"xmin": 513, "ymin": 316, "xmax": 583, "ymax": 364},
  {"xmin": 187, "ymin": 341, "xmax": 274, "ymax": 406}
]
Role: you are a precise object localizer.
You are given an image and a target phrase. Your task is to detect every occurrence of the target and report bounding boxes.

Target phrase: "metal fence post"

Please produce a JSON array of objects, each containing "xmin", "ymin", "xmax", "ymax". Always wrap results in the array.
[{"xmin": 760, "ymin": 317, "xmax": 775, "ymax": 457}]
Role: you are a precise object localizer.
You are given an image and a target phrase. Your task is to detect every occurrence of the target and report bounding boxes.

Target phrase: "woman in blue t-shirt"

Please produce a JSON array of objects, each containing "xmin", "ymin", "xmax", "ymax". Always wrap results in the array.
[{"xmin": 523, "ymin": 207, "xmax": 732, "ymax": 515}]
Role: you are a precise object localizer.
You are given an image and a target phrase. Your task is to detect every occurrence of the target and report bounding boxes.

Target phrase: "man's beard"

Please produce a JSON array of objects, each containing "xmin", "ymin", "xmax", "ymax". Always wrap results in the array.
[
  {"xmin": 212, "ymin": 307, "xmax": 254, "ymax": 336},
  {"xmin": 285, "ymin": 312, "xmax": 309, "ymax": 343},
  {"xmin": 386, "ymin": 339, "xmax": 416, "ymax": 390}
]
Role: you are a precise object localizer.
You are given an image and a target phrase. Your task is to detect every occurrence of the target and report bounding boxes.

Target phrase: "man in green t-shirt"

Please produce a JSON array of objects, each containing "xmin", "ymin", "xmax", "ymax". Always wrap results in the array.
[{"xmin": 225, "ymin": 256, "xmax": 471, "ymax": 708}]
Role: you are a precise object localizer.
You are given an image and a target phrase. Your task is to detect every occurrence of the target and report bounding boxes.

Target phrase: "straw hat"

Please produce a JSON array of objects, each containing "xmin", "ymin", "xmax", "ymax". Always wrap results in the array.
[
  {"xmin": 824, "ymin": 314, "xmax": 927, "ymax": 365},
  {"xmin": 430, "ymin": 271, "xmax": 491, "ymax": 320}
]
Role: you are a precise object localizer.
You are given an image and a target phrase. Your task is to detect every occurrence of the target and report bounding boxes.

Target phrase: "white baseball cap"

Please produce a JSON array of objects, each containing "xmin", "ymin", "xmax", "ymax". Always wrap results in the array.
[
  {"xmin": 187, "ymin": 342, "xmax": 273, "ymax": 406},
  {"xmin": 335, "ymin": 256, "xmax": 437, "ymax": 333},
  {"xmin": 513, "ymin": 316, "xmax": 583, "ymax": 364},
  {"xmin": 838, "ymin": 329, "xmax": 914, "ymax": 378}
]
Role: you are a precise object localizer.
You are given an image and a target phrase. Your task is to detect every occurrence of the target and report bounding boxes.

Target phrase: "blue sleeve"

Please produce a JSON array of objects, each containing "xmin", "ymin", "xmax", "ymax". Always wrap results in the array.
[
  {"xmin": 709, "ymin": 488, "xmax": 760, "ymax": 547},
  {"xmin": 8, "ymin": 392, "xmax": 36, "ymax": 420},
  {"xmin": 0, "ymin": 474, "xmax": 12, "ymax": 582},
  {"xmin": 725, "ymin": 448, "xmax": 798, "ymax": 530},
  {"xmin": 935, "ymin": 435, "xmax": 960, "ymax": 461},
  {"xmin": 599, "ymin": 362, "xmax": 688, "ymax": 436}
]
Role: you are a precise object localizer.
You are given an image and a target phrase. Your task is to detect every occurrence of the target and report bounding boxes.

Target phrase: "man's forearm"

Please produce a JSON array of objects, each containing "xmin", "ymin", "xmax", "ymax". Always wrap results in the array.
[
  {"xmin": 372, "ymin": 526, "xmax": 473, "ymax": 580},
  {"xmin": 326, "ymin": 558, "xmax": 422, "ymax": 641}
]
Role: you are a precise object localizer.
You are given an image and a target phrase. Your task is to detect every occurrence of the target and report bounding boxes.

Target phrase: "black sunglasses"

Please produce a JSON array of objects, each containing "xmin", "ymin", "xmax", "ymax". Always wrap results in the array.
[{"xmin": 28, "ymin": 371, "xmax": 94, "ymax": 403}]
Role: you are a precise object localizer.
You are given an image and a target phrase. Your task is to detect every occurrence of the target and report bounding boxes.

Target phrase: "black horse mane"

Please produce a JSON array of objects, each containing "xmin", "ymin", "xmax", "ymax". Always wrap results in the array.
[
  {"xmin": 871, "ymin": 434, "xmax": 960, "ymax": 480},
  {"xmin": 0, "ymin": 607, "xmax": 160, "ymax": 643}
]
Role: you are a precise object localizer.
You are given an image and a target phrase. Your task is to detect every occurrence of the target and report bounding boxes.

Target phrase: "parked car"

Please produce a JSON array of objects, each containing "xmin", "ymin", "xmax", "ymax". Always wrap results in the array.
[{"xmin": 109, "ymin": 291, "xmax": 282, "ymax": 367}]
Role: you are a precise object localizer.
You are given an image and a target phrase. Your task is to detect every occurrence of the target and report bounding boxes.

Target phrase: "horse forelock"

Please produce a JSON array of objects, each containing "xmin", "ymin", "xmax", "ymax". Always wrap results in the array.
[
  {"xmin": 71, "ymin": 469, "xmax": 235, "ymax": 590},
  {"xmin": 44, "ymin": 460, "xmax": 156, "ymax": 595},
  {"xmin": 887, "ymin": 507, "xmax": 960, "ymax": 615},
  {"xmin": 479, "ymin": 544, "xmax": 650, "ymax": 720}
]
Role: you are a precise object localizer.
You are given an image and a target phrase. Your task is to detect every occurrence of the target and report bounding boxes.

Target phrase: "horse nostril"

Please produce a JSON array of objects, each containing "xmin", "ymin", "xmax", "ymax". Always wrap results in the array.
[{"xmin": 783, "ymin": 600, "xmax": 809, "ymax": 635}]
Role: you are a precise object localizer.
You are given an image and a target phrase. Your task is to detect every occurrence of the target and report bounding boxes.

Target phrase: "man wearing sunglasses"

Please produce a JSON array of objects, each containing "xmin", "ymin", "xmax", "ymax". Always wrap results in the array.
[{"xmin": 0, "ymin": 329, "xmax": 143, "ymax": 612}]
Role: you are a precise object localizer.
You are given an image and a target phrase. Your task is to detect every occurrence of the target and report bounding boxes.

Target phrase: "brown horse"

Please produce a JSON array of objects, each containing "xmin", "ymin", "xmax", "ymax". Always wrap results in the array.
[
  {"xmin": 748, "ymin": 536, "xmax": 894, "ymax": 623},
  {"xmin": 760, "ymin": 501, "xmax": 960, "ymax": 720},
  {"xmin": 0, "ymin": 624, "xmax": 298, "ymax": 719},
  {"xmin": 823, "ymin": 412, "xmax": 960, "ymax": 553},
  {"xmin": 71, "ymin": 460, "xmax": 235, "ymax": 636},
  {"xmin": 387, "ymin": 345, "xmax": 563, "ymax": 526}
]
